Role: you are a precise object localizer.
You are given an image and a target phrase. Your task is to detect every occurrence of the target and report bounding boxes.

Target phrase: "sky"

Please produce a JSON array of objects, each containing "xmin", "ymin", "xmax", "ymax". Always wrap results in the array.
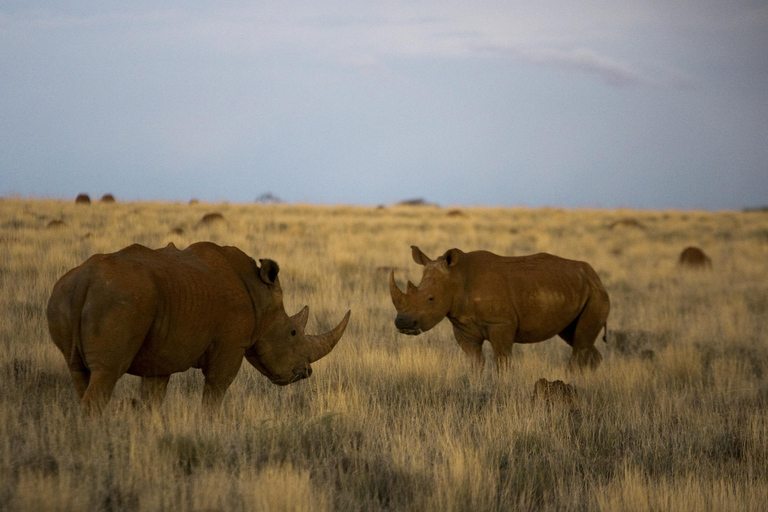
[{"xmin": 1, "ymin": 1, "xmax": 767, "ymax": 210}]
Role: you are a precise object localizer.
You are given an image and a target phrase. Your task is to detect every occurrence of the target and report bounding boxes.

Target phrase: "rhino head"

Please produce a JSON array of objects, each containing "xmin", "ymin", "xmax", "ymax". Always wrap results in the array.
[
  {"xmin": 245, "ymin": 259, "xmax": 351, "ymax": 385},
  {"xmin": 389, "ymin": 246, "xmax": 462, "ymax": 335}
]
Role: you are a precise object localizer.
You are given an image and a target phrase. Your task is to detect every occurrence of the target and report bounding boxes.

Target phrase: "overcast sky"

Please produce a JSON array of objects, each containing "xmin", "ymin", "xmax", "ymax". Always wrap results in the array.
[{"xmin": 1, "ymin": 2, "xmax": 767, "ymax": 209}]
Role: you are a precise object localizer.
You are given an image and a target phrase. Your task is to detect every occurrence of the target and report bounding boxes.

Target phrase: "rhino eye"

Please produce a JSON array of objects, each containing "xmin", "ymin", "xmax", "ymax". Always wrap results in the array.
[
  {"xmin": 428, "ymin": 296, "xmax": 434, "ymax": 302},
  {"xmin": 290, "ymin": 329, "xmax": 297, "ymax": 336}
]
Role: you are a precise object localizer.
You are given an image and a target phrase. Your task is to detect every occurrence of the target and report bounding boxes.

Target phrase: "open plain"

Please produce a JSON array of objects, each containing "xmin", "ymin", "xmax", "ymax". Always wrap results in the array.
[{"xmin": 1, "ymin": 198, "xmax": 767, "ymax": 511}]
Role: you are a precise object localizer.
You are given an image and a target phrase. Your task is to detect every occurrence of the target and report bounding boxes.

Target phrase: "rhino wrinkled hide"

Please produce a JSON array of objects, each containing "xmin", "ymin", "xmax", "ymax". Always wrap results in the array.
[
  {"xmin": 47, "ymin": 241, "xmax": 350, "ymax": 415},
  {"xmin": 390, "ymin": 246, "xmax": 609, "ymax": 371}
]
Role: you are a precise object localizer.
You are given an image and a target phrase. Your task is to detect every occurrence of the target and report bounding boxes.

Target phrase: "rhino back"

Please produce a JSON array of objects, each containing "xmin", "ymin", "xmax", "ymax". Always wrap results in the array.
[{"xmin": 459, "ymin": 252, "xmax": 596, "ymax": 342}]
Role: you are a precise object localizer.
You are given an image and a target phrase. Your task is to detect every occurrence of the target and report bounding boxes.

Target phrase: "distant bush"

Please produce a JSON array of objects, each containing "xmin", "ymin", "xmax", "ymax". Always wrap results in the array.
[
  {"xmin": 396, "ymin": 198, "xmax": 437, "ymax": 206},
  {"xmin": 256, "ymin": 193, "xmax": 282, "ymax": 204}
]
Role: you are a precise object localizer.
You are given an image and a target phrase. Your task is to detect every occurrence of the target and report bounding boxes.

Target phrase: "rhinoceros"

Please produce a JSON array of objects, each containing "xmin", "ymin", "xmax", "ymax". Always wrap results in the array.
[
  {"xmin": 389, "ymin": 246, "xmax": 609, "ymax": 370},
  {"xmin": 46, "ymin": 241, "xmax": 350, "ymax": 415}
]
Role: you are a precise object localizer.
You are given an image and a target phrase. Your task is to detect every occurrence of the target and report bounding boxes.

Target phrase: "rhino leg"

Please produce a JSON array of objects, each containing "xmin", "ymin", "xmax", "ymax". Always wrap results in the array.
[
  {"xmin": 139, "ymin": 375, "xmax": 171, "ymax": 409},
  {"xmin": 78, "ymin": 329, "xmax": 144, "ymax": 416},
  {"xmin": 487, "ymin": 325, "xmax": 516, "ymax": 371},
  {"xmin": 201, "ymin": 378, "xmax": 234, "ymax": 412},
  {"xmin": 80, "ymin": 369, "xmax": 122, "ymax": 416},
  {"xmin": 70, "ymin": 368, "xmax": 90, "ymax": 400},
  {"xmin": 562, "ymin": 296, "xmax": 609, "ymax": 370},
  {"xmin": 67, "ymin": 349, "xmax": 90, "ymax": 400},
  {"xmin": 47, "ymin": 291, "xmax": 91, "ymax": 401},
  {"xmin": 201, "ymin": 350, "xmax": 244, "ymax": 412},
  {"xmin": 453, "ymin": 326, "xmax": 485, "ymax": 370},
  {"xmin": 568, "ymin": 347, "xmax": 602, "ymax": 370},
  {"xmin": 76, "ymin": 294, "xmax": 155, "ymax": 415}
]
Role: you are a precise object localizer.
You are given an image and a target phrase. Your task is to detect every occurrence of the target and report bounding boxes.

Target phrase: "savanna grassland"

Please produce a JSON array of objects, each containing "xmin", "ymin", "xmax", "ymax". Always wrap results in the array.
[{"xmin": 1, "ymin": 197, "xmax": 767, "ymax": 511}]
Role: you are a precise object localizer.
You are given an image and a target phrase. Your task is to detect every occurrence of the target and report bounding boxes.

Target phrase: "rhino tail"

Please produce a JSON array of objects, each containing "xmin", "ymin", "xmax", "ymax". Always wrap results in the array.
[
  {"xmin": 68, "ymin": 274, "xmax": 90, "ymax": 369},
  {"xmin": 603, "ymin": 321, "xmax": 608, "ymax": 343}
]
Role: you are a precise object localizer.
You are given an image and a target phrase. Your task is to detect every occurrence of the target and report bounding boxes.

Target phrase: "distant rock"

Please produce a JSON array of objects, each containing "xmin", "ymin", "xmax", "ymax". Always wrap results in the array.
[
  {"xmin": 75, "ymin": 194, "xmax": 91, "ymax": 205},
  {"xmin": 678, "ymin": 246, "xmax": 712, "ymax": 269},
  {"xmin": 200, "ymin": 212, "xmax": 224, "ymax": 225},
  {"xmin": 608, "ymin": 218, "xmax": 644, "ymax": 230},
  {"xmin": 46, "ymin": 219, "xmax": 66, "ymax": 229}
]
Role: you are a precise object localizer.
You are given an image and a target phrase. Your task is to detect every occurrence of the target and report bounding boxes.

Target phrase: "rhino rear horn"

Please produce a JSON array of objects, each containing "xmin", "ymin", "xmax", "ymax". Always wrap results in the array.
[
  {"xmin": 306, "ymin": 311, "xmax": 351, "ymax": 363},
  {"xmin": 291, "ymin": 306, "xmax": 310, "ymax": 329}
]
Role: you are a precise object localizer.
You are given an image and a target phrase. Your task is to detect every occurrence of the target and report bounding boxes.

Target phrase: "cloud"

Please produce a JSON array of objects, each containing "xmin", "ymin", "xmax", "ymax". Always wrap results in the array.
[
  {"xmin": 1, "ymin": 4, "xmax": 698, "ymax": 89},
  {"xmin": 182, "ymin": 7, "xmax": 696, "ymax": 89},
  {"xmin": 510, "ymin": 47, "xmax": 651, "ymax": 87}
]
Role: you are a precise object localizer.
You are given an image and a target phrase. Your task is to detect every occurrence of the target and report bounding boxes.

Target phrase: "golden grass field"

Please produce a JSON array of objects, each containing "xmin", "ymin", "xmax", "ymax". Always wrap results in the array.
[{"xmin": 1, "ymin": 197, "xmax": 767, "ymax": 511}]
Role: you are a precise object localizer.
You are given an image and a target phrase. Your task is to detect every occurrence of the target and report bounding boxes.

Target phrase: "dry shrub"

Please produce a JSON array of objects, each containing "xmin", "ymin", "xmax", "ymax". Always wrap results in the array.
[
  {"xmin": 611, "ymin": 329, "xmax": 672, "ymax": 356},
  {"xmin": 74, "ymin": 193, "xmax": 90, "ymax": 204},
  {"xmin": 531, "ymin": 378, "xmax": 579, "ymax": 407}
]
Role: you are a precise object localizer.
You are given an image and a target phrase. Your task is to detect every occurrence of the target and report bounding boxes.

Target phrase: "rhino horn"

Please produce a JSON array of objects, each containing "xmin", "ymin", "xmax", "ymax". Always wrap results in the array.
[
  {"xmin": 291, "ymin": 305, "xmax": 310, "ymax": 329},
  {"xmin": 306, "ymin": 310, "xmax": 351, "ymax": 363},
  {"xmin": 389, "ymin": 270, "xmax": 406, "ymax": 307}
]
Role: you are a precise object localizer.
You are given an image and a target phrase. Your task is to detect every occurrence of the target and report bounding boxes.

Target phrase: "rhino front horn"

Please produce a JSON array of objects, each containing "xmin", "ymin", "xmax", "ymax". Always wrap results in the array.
[
  {"xmin": 389, "ymin": 270, "xmax": 406, "ymax": 307},
  {"xmin": 306, "ymin": 310, "xmax": 351, "ymax": 363}
]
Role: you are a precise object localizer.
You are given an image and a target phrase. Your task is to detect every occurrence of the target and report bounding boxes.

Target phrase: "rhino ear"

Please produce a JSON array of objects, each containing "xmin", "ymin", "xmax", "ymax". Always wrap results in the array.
[
  {"xmin": 444, "ymin": 248, "xmax": 461, "ymax": 267},
  {"xmin": 411, "ymin": 246, "xmax": 432, "ymax": 266},
  {"xmin": 258, "ymin": 259, "xmax": 280, "ymax": 285}
]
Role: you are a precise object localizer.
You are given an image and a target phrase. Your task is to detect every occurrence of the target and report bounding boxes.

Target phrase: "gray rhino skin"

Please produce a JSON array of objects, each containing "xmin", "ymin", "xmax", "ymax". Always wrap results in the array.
[
  {"xmin": 47, "ymin": 241, "xmax": 350, "ymax": 415},
  {"xmin": 390, "ymin": 246, "xmax": 609, "ymax": 370}
]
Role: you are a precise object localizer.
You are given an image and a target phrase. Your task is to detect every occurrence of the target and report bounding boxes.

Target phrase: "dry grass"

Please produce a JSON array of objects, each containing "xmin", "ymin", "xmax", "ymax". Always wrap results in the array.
[{"xmin": 1, "ymin": 198, "xmax": 767, "ymax": 511}]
